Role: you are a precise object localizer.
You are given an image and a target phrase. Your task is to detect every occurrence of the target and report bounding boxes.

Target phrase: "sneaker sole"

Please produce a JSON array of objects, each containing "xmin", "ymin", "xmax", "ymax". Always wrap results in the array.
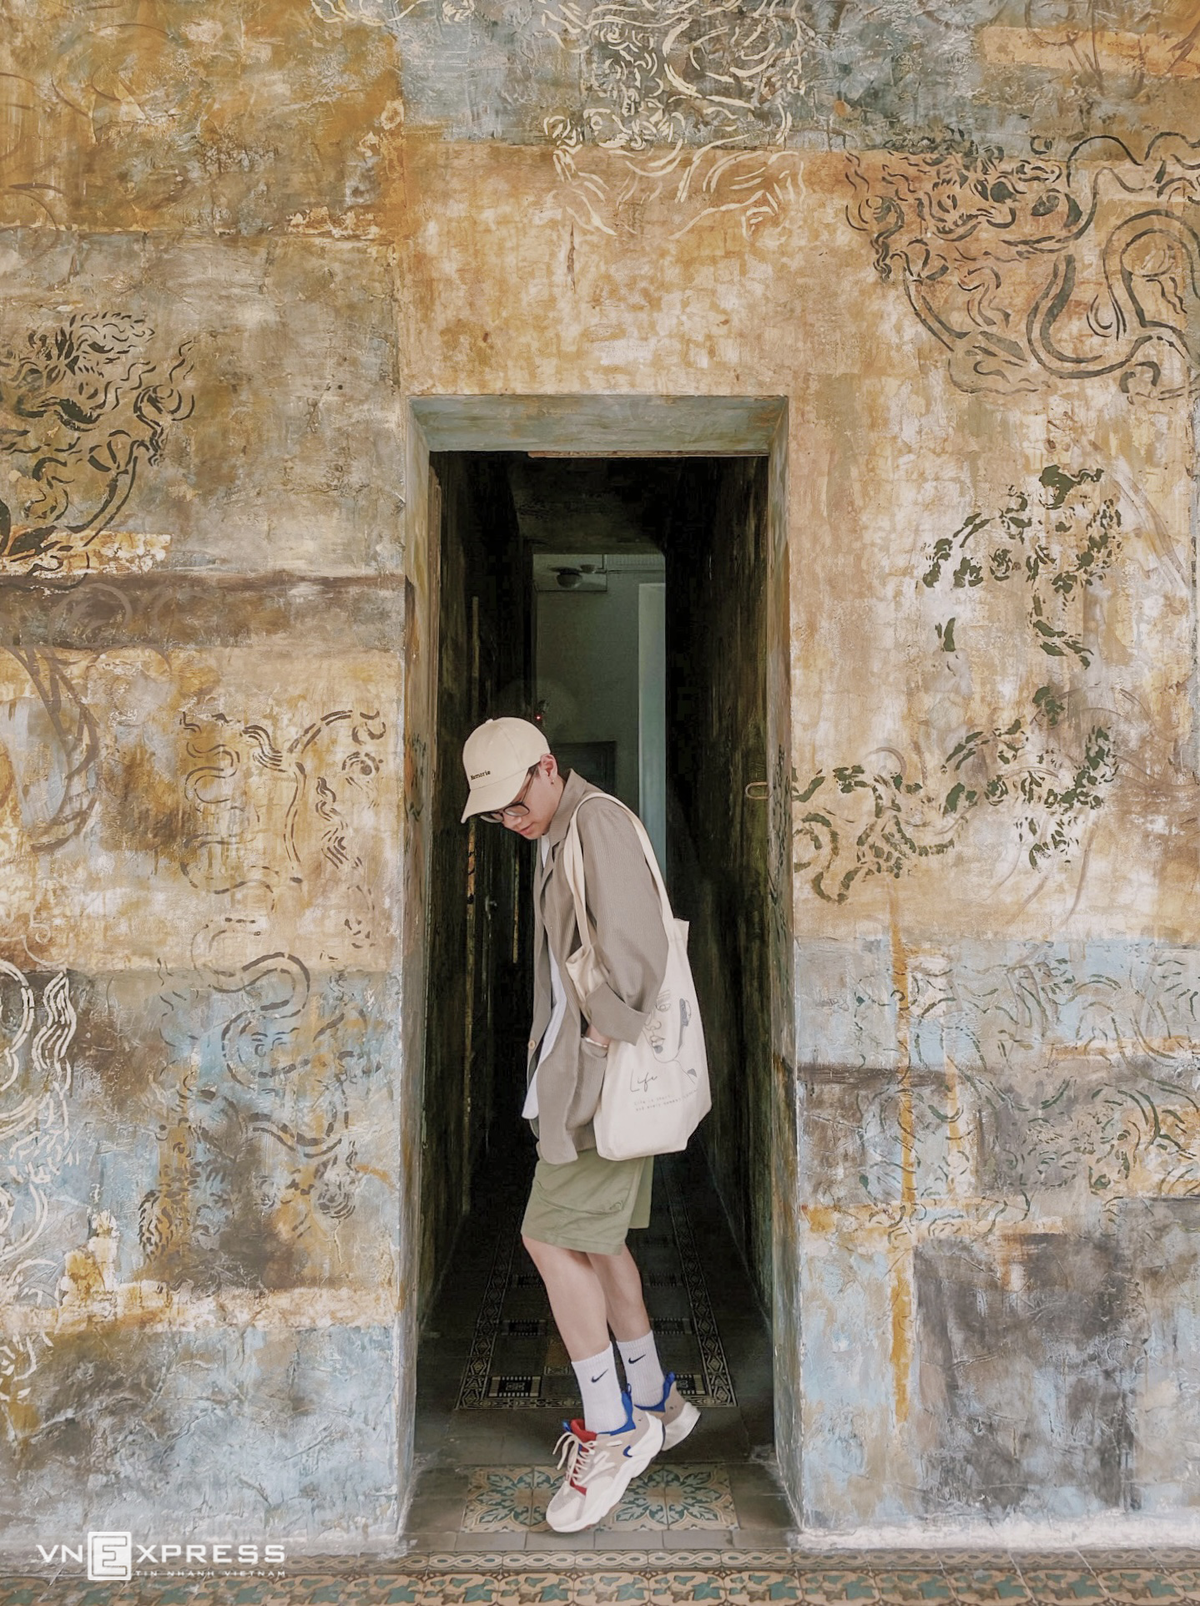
[
  {"xmin": 662, "ymin": 1399, "xmax": 701, "ymax": 1452},
  {"xmin": 546, "ymin": 1420, "xmax": 665, "ymax": 1533}
]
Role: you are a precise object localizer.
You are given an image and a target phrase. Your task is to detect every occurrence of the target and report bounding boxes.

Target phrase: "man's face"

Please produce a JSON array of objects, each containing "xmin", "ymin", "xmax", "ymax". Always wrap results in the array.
[{"xmin": 501, "ymin": 754, "xmax": 561, "ymax": 839}]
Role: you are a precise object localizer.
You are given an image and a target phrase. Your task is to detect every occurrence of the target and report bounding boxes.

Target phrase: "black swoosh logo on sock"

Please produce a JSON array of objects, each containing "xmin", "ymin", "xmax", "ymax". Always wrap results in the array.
[
  {"xmin": 628, "ymin": 1353, "xmax": 645, "ymax": 1364},
  {"xmin": 590, "ymin": 1372, "xmax": 607, "ymax": 1383}
]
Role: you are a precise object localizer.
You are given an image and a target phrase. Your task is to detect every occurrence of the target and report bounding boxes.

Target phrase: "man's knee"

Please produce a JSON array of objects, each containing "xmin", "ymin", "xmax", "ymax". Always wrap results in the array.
[
  {"xmin": 587, "ymin": 1244, "xmax": 635, "ymax": 1270},
  {"xmin": 522, "ymin": 1232, "xmax": 578, "ymax": 1264}
]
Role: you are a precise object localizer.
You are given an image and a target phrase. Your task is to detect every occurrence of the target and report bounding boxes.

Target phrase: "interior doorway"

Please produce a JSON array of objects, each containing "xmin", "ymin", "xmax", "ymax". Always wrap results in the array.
[
  {"xmin": 402, "ymin": 396, "xmax": 793, "ymax": 1533},
  {"xmin": 419, "ymin": 448, "xmax": 774, "ymax": 1310}
]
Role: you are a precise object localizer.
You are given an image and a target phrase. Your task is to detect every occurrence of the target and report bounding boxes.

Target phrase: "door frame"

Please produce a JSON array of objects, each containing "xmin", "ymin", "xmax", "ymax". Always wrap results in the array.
[{"xmin": 397, "ymin": 393, "xmax": 794, "ymax": 1510}]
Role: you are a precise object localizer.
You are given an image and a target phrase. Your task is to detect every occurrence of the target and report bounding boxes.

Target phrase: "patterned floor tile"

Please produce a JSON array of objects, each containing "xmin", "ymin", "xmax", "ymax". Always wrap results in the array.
[
  {"xmin": 1087, "ymin": 1573, "xmax": 1196, "ymax": 1604},
  {"xmin": 581, "ymin": 1465, "xmax": 737, "ymax": 1533},
  {"xmin": 1153, "ymin": 1569, "xmax": 1200, "ymax": 1592},
  {"xmin": 570, "ymin": 1572, "xmax": 655, "ymax": 1604},
  {"xmin": 868, "ymin": 1571, "xmax": 955, "ymax": 1603},
  {"xmin": 499, "ymin": 1573, "xmax": 573, "ymax": 1605},
  {"xmin": 459, "ymin": 1464, "xmax": 742, "ymax": 1535},
  {"xmin": 792, "ymin": 1570, "xmax": 884, "ymax": 1604},
  {"xmin": 594, "ymin": 1480, "xmax": 669, "ymax": 1530},
  {"xmin": 411, "ymin": 1570, "xmax": 509, "ymax": 1604},
  {"xmin": 11, "ymin": 1558, "xmax": 1200, "ymax": 1606},
  {"xmin": 940, "ymin": 1566, "xmax": 1032, "ymax": 1603},
  {"xmin": 722, "ymin": 1569, "xmax": 810, "ymax": 1603},
  {"xmin": 644, "ymin": 1572, "xmax": 730, "ymax": 1603},
  {"xmin": 1014, "ymin": 1568, "xmax": 1109, "ymax": 1602},
  {"xmin": 522, "ymin": 1467, "xmax": 734, "ymax": 1536},
  {"xmin": 463, "ymin": 1468, "xmax": 558, "ymax": 1532},
  {"xmin": 660, "ymin": 1466, "xmax": 739, "ymax": 1530}
]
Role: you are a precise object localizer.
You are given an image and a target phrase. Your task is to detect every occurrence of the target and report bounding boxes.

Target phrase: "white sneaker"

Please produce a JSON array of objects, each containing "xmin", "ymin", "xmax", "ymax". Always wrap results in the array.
[
  {"xmin": 640, "ymin": 1372, "xmax": 701, "ymax": 1451},
  {"xmin": 544, "ymin": 1396, "xmax": 664, "ymax": 1533}
]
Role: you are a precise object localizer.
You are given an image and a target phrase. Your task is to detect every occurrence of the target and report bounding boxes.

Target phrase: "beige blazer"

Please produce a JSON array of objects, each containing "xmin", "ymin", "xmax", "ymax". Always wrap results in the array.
[{"xmin": 526, "ymin": 768, "xmax": 669, "ymax": 1164}]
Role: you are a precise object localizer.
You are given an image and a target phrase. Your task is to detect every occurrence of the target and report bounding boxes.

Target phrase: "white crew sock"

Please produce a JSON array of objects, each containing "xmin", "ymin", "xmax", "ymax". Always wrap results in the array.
[
  {"xmin": 617, "ymin": 1331, "xmax": 666, "ymax": 1409},
  {"xmin": 572, "ymin": 1344, "xmax": 627, "ymax": 1433}
]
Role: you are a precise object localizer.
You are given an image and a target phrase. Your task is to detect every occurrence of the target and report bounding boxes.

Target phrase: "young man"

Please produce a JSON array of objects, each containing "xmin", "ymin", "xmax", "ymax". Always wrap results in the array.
[{"xmin": 461, "ymin": 716, "xmax": 700, "ymax": 1533}]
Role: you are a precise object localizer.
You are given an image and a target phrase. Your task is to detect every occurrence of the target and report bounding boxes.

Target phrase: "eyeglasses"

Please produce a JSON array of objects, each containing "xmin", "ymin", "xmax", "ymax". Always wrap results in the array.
[{"xmin": 480, "ymin": 767, "xmax": 539, "ymax": 824}]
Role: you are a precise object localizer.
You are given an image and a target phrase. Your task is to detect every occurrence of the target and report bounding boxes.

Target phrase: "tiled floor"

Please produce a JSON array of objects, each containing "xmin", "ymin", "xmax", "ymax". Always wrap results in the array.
[{"xmin": 406, "ymin": 1144, "xmax": 791, "ymax": 1554}]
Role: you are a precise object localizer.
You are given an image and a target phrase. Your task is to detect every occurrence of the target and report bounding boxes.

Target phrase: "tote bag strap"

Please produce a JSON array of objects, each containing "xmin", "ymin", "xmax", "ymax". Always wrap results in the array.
[
  {"xmin": 561, "ymin": 793, "xmax": 675, "ymax": 958},
  {"xmin": 561, "ymin": 808, "xmax": 593, "ymax": 969}
]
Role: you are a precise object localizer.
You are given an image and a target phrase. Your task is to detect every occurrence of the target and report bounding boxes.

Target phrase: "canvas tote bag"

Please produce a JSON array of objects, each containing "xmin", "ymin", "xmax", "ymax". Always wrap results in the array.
[{"xmin": 561, "ymin": 794, "xmax": 710, "ymax": 1160}]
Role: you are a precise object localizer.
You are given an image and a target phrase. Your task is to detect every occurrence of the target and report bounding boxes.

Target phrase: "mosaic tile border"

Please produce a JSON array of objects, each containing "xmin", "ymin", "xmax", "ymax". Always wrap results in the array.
[
  {"xmin": 8, "ymin": 1550, "xmax": 1200, "ymax": 1604},
  {"xmin": 663, "ymin": 1161, "xmax": 736, "ymax": 1408},
  {"xmin": 456, "ymin": 1194, "xmax": 522, "ymax": 1409}
]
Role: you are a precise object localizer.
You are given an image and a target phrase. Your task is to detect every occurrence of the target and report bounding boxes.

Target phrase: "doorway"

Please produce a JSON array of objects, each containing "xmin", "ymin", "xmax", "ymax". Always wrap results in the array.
[{"xmin": 403, "ymin": 396, "xmax": 793, "ymax": 1537}]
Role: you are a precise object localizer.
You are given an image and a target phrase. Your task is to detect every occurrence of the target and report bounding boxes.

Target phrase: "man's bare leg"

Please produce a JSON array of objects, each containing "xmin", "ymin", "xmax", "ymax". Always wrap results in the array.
[
  {"xmin": 521, "ymin": 1234, "xmax": 611, "ymax": 1359},
  {"xmin": 521, "ymin": 1237, "xmax": 653, "ymax": 1353},
  {"xmin": 590, "ymin": 1245, "xmax": 671, "ymax": 1415},
  {"xmin": 523, "ymin": 1235, "xmax": 664, "ymax": 1533},
  {"xmin": 586, "ymin": 1245, "xmax": 652, "ymax": 1342}
]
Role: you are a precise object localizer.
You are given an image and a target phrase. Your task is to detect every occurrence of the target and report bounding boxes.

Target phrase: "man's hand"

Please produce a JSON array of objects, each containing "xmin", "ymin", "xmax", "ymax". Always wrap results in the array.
[{"xmin": 584, "ymin": 1025, "xmax": 611, "ymax": 1048}]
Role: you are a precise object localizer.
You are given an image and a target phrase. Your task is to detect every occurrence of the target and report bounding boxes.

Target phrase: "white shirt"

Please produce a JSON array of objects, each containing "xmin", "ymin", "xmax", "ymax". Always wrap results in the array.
[{"xmin": 523, "ymin": 836, "xmax": 566, "ymax": 1119}]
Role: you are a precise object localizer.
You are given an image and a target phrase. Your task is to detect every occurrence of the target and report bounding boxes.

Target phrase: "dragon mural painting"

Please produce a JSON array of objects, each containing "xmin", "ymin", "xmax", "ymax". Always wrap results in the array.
[
  {"xmin": 788, "ymin": 128, "xmax": 1200, "ymax": 906},
  {"xmin": 774, "ymin": 112, "xmax": 1200, "ymax": 1523},
  {"xmin": 138, "ymin": 701, "xmax": 396, "ymax": 1291},
  {"xmin": 793, "ymin": 462, "xmax": 1128, "ymax": 904},
  {"xmin": 0, "ymin": 315, "xmax": 194, "ymax": 865},
  {"xmin": 0, "ymin": 314, "xmax": 194, "ymax": 579},
  {"xmin": 142, "ymin": 953, "xmax": 376, "ymax": 1292},
  {"xmin": 846, "ymin": 131, "xmax": 1200, "ymax": 399}
]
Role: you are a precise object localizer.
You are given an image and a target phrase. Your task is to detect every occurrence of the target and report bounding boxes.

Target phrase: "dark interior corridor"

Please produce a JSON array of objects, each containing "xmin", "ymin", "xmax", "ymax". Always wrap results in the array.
[
  {"xmin": 404, "ymin": 1142, "xmax": 790, "ymax": 1549},
  {"xmin": 411, "ymin": 449, "xmax": 781, "ymax": 1545}
]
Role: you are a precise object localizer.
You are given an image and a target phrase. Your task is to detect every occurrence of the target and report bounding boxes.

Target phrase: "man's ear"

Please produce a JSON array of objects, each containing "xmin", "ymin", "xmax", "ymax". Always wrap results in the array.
[{"xmin": 543, "ymin": 753, "xmax": 560, "ymax": 781}]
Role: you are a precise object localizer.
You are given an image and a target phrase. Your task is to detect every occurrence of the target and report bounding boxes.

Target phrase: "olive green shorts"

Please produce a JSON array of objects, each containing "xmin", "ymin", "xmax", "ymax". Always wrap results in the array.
[{"xmin": 521, "ymin": 1148, "xmax": 654, "ymax": 1255}]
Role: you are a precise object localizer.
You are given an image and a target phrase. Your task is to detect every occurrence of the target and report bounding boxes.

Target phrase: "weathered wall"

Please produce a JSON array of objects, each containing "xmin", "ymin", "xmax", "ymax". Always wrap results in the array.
[
  {"xmin": 0, "ymin": 240, "xmax": 407, "ymax": 1538},
  {"xmin": 666, "ymin": 459, "xmax": 773, "ymax": 1307},
  {"xmin": 4, "ymin": 0, "xmax": 1200, "ymax": 1551}
]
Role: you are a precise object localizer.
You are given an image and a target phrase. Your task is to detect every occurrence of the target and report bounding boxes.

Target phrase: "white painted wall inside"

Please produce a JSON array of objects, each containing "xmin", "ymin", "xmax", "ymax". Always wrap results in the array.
[{"xmin": 536, "ymin": 555, "xmax": 665, "ymax": 814}]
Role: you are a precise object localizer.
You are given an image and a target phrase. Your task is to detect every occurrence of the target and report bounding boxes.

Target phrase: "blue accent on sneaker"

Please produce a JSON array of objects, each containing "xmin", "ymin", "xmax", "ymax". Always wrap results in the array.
[
  {"xmin": 643, "ymin": 1371, "xmax": 675, "ymax": 1412},
  {"xmin": 599, "ymin": 1392, "xmax": 636, "ymax": 1435}
]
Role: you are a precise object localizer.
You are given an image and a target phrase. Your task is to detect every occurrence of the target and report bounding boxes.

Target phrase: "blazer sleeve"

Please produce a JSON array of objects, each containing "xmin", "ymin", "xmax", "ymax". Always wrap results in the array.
[{"xmin": 576, "ymin": 800, "xmax": 669, "ymax": 1043}]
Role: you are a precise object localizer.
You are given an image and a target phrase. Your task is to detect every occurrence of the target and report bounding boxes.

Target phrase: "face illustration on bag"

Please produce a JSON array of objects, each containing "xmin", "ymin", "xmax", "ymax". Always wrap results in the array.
[
  {"xmin": 647, "ymin": 989, "xmax": 671, "ymax": 1058},
  {"xmin": 647, "ymin": 989, "xmax": 694, "ymax": 1061}
]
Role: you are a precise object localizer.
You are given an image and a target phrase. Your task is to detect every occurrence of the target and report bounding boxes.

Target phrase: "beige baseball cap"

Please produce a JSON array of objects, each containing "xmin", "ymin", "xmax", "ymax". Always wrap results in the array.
[{"xmin": 461, "ymin": 717, "xmax": 550, "ymax": 822}]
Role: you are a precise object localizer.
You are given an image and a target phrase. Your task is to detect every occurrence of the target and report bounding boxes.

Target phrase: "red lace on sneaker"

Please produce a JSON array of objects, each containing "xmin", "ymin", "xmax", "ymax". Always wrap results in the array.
[{"xmin": 554, "ymin": 1419, "xmax": 597, "ymax": 1494}]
